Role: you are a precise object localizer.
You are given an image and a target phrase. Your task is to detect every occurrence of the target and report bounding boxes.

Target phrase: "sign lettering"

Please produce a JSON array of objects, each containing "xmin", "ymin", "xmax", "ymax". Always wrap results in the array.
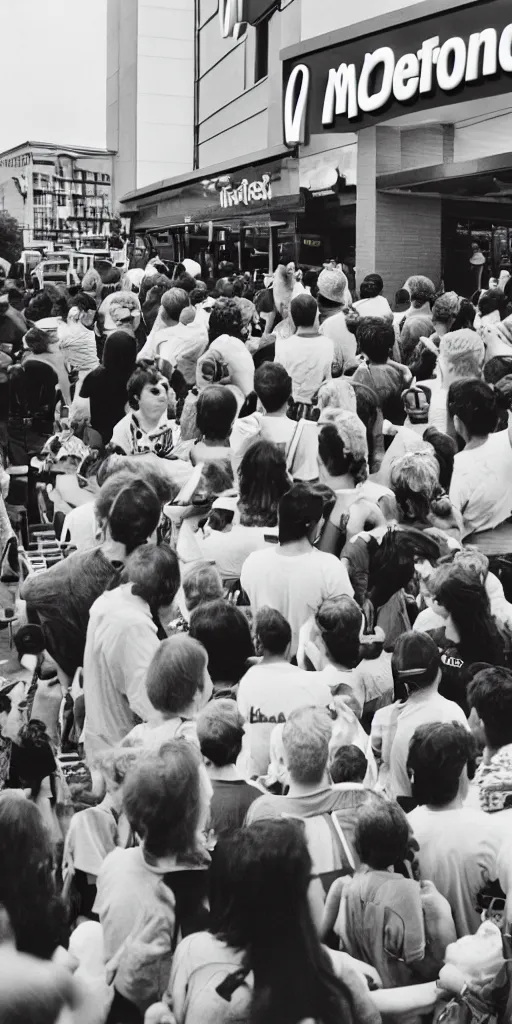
[
  {"xmin": 0, "ymin": 153, "xmax": 32, "ymax": 169},
  {"xmin": 219, "ymin": 174, "xmax": 272, "ymax": 207},
  {"xmin": 283, "ymin": 1, "xmax": 512, "ymax": 143}
]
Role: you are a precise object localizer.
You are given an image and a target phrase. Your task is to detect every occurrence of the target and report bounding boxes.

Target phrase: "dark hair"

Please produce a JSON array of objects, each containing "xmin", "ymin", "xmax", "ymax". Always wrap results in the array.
[
  {"xmin": 123, "ymin": 741, "xmax": 204, "ymax": 861},
  {"xmin": 278, "ymin": 484, "xmax": 324, "ymax": 545},
  {"xmin": 0, "ymin": 792, "xmax": 66, "ymax": 959},
  {"xmin": 422, "ymin": 427, "xmax": 457, "ymax": 491},
  {"xmin": 359, "ymin": 274, "xmax": 383, "ymax": 299},
  {"xmin": 468, "ymin": 666, "xmax": 512, "ymax": 750},
  {"xmin": 315, "ymin": 596, "xmax": 362, "ymax": 669},
  {"xmin": 190, "ymin": 285, "xmax": 207, "ymax": 306},
  {"xmin": 318, "ymin": 422, "xmax": 367, "ymax": 485},
  {"xmin": 126, "ymin": 543, "xmax": 180, "ymax": 612},
  {"xmin": 432, "ymin": 564, "xmax": 505, "ymax": 668},
  {"xmin": 448, "ymin": 378, "xmax": 498, "ymax": 436},
  {"xmin": 254, "ymin": 361, "xmax": 292, "ymax": 412},
  {"xmin": 175, "ymin": 273, "xmax": 197, "ymax": 294},
  {"xmin": 127, "ymin": 364, "xmax": 166, "ymax": 410},
  {"xmin": 11, "ymin": 719, "xmax": 56, "ymax": 800},
  {"xmin": 210, "ymin": 820, "xmax": 359, "ymax": 1024},
  {"xmin": 394, "ymin": 288, "xmax": 410, "ymax": 307},
  {"xmin": 196, "ymin": 385, "xmax": 237, "ymax": 442},
  {"xmin": 146, "ymin": 635, "xmax": 207, "ymax": 714},
  {"xmin": 355, "ymin": 795, "xmax": 410, "ymax": 869},
  {"xmin": 330, "ymin": 745, "xmax": 367, "ymax": 784},
  {"xmin": 409, "ymin": 342, "xmax": 437, "ymax": 383},
  {"xmin": 407, "ymin": 722, "xmax": 477, "ymax": 807},
  {"xmin": 391, "ymin": 630, "xmax": 441, "ymax": 696},
  {"xmin": 24, "ymin": 326, "xmax": 50, "ymax": 354},
  {"xmin": 107, "ymin": 479, "xmax": 162, "ymax": 552},
  {"xmin": 484, "ymin": 355, "xmax": 512, "ymax": 386},
  {"xmin": 238, "ymin": 440, "xmax": 289, "ymax": 528},
  {"xmin": 255, "ymin": 606, "xmax": 291, "ymax": 656},
  {"xmin": 25, "ymin": 292, "xmax": 52, "ymax": 322},
  {"xmin": 478, "ymin": 288, "xmax": 507, "ymax": 319},
  {"xmin": 209, "ymin": 298, "xmax": 244, "ymax": 343},
  {"xmin": 451, "ymin": 297, "xmax": 475, "ymax": 332},
  {"xmin": 197, "ymin": 699, "xmax": 245, "ymax": 766},
  {"xmin": 357, "ymin": 317, "xmax": 395, "ymax": 363},
  {"xmin": 69, "ymin": 291, "xmax": 96, "ymax": 316},
  {"xmin": 290, "ymin": 293, "xmax": 318, "ymax": 329},
  {"xmin": 189, "ymin": 599, "xmax": 253, "ymax": 684}
]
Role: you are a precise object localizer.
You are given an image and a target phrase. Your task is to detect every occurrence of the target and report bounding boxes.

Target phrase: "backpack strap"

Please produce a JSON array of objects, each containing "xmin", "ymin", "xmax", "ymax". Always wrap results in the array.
[{"xmin": 286, "ymin": 418, "xmax": 306, "ymax": 476}]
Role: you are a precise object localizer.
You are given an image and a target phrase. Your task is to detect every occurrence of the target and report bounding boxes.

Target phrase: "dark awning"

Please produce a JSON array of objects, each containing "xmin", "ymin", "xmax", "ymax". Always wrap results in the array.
[{"xmin": 377, "ymin": 151, "xmax": 512, "ymax": 203}]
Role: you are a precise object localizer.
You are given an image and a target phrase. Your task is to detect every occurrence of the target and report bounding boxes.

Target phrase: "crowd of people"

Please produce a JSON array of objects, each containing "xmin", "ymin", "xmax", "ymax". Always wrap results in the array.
[{"xmin": 2, "ymin": 257, "xmax": 512, "ymax": 1022}]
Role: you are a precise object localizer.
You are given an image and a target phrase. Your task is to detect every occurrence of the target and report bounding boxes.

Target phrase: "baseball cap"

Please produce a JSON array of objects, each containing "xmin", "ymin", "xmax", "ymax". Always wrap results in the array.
[{"xmin": 392, "ymin": 631, "xmax": 441, "ymax": 687}]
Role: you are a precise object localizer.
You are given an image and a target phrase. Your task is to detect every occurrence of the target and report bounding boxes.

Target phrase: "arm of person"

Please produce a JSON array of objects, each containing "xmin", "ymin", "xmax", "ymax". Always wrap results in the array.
[
  {"xmin": 137, "ymin": 331, "xmax": 158, "ymax": 362},
  {"xmin": 370, "ymin": 981, "xmax": 439, "ymax": 1016},
  {"xmin": 117, "ymin": 628, "xmax": 159, "ymax": 722}
]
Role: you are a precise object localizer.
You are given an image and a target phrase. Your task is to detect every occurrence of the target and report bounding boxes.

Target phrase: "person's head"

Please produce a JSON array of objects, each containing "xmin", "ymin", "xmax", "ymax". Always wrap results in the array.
[
  {"xmin": 438, "ymin": 329, "xmax": 485, "ymax": 384},
  {"xmin": 277, "ymin": 483, "xmax": 325, "ymax": 545},
  {"xmin": 238, "ymin": 439, "xmax": 289, "ymax": 528},
  {"xmin": 108, "ymin": 291, "xmax": 141, "ymax": 331},
  {"xmin": 317, "ymin": 267, "xmax": 349, "ymax": 307},
  {"xmin": 67, "ymin": 291, "xmax": 97, "ymax": 328},
  {"xmin": 189, "ymin": 599, "xmax": 254, "ymax": 685},
  {"xmin": 453, "ymin": 545, "xmax": 489, "ymax": 583},
  {"xmin": 94, "ymin": 745, "xmax": 139, "ymax": 802},
  {"xmin": 314, "ymin": 596, "xmax": 363, "ymax": 670},
  {"xmin": 125, "ymin": 542, "xmax": 180, "ymax": 616},
  {"xmin": 355, "ymin": 794, "xmax": 410, "ymax": 869},
  {"xmin": 145, "ymin": 634, "xmax": 211, "ymax": 717},
  {"xmin": 282, "ymin": 706, "xmax": 332, "ymax": 787},
  {"xmin": 317, "ymin": 378, "xmax": 357, "ymax": 414},
  {"xmin": 392, "ymin": 631, "xmax": 441, "ymax": 700},
  {"xmin": 468, "ymin": 666, "xmax": 512, "ymax": 752},
  {"xmin": 196, "ymin": 384, "xmax": 237, "ymax": 442},
  {"xmin": 357, "ymin": 317, "xmax": 395, "ymax": 364},
  {"xmin": 405, "ymin": 275, "xmax": 435, "ymax": 309},
  {"xmin": 428, "ymin": 563, "xmax": 499, "ymax": 659},
  {"xmin": 81, "ymin": 267, "xmax": 102, "ymax": 299},
  {"xmin": 127, "ymin": 364, "xmax": 170, "ymax": 422},
  {"xmin": 101, "ymin": 477, "xmax": 162, "ymax": 552},
  {"xmin": 24, "ymin": 291, "xmax": 52, "ymax": 323},
  {"xmin": 290, "ymin": 293, "xmax": 318, "ymax": 330},
  {"xmin": 330, "ymin": 745, "xmax": 367, "ymax": 784},
  {"xmin": 23, "ymin": 326, "xmax": 50, "ymax": 355},
  {"xmin": 254, "ymin": 606, "xmax": 292, "ymax": 659},
  {"xmin": 190, "ymin": 283, "xmax": 208, "ymax": 307},
  {"xmin": 123, "ymin": 741, "xmax": 210, "ymax": 859},
  {"xmin": 421, "ymin": 427, "xmax": 457, "ymax": 492},
  {"xmin": 478, "ymin": 287, "xmax": 507, "ymax": 319},
  {"xmin": 182, "ymin": 562, "xmax": 223, "ymax": 613},
  {"xmin": 448, "ymin": 378, "xmax": 498, "ymax": 442},
  {"xmin": 359, "ymin": 273, "xmax": 383, "ymax": 299},
  {"xmin": 208, "ymin": 298, "xmax": 245, "ymax": 343},
  {"xmin": 394, "ymin": 287, "xmax": 410, "ymax": 311},
  {"xmin": 197, "ymin": 699, "xmax": 245, "ymax": 767},
  {"xmin": 160, "ymin": 287, "xmax": 189, "ymax": 325},
  {"xmin": 407, "ymin": 722, "xmax": 477, "ymax": 808},
  {"xmin": 210, "ymin": 819, "xmax": 355, "ymax": 1024},
  {"xmin": 0, "ymin": 792, "xmax": 65, "ymax": 960},
  {"xmin": 390, "ymin": 449, "xmax": 439, "ymax": 523},
  {"xmin": 432, "ymin": 292, "xmax": 459, "ymax": 333},
  {"xmin": 101, "ymin": 328, "xmax": 137, "ymax": 381},
  {"xmin": 254, "ymin": 361, "xmax": 292, "ymax": 413},
  {"xmin": 317, "ymin": 409, "xmax": 368, "ymax": 485}
]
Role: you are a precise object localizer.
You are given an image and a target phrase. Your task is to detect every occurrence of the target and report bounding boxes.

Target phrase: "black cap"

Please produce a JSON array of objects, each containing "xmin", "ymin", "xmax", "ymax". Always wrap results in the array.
[{"xmin": 392, "ymin": 631, "xmax": 441, "ymax": 685}]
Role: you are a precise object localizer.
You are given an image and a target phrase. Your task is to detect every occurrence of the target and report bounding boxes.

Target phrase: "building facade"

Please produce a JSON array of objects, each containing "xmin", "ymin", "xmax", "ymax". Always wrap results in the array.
[
  {"xmin": 0, "ymin": 142, "xmax": 114, "ymax": 249},
  {"xmin": 117, "ymin": 0, "xmax": 512, "ymax": 298}
]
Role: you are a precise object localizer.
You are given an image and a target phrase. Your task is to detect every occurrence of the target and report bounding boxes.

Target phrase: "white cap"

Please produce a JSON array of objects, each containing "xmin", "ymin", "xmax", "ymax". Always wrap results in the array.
[{"xmin": 182, "ymin": 258, "xmax": 201, "ymax": 278}]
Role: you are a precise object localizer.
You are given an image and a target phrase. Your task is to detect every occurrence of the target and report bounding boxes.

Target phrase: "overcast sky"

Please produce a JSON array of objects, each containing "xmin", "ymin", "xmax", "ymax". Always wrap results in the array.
[{"xmin": 0, "ymin": 0, "xmax": 107, "ymax": 153}]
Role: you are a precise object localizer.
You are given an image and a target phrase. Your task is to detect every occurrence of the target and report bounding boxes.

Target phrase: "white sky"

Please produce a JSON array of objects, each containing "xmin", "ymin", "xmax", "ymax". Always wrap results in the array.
[{"xmin": 0, "ymin": 0, "xmax": 107, "ymax": 153}]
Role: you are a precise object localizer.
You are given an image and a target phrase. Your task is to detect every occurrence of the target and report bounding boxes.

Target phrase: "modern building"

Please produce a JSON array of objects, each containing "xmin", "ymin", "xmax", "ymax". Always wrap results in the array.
[
  {"xmin": 0, "ymin": 141, "xmax": 114, "ymax": 249},
  {"xmin": 115, "ymin": 0, "xmax": 512, "ymax": 298}
]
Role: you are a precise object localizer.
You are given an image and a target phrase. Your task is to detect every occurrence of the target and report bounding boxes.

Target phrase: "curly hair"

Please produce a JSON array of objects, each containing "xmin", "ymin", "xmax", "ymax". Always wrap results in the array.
[{"xmin": 208, "ymin": 298, "xmax": 245, "ymax": 343}]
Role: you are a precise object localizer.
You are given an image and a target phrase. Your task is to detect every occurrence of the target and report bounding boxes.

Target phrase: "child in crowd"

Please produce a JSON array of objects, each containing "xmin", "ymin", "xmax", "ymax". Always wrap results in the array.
[{"xmin": 197, "ymin": 698, "xmax": 261, "ymax": 842}]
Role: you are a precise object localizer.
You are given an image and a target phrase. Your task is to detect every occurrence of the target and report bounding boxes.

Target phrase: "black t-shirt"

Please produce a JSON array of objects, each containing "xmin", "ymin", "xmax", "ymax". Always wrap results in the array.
[
  {"xmin": 210, "ymin": 778, "xmax": 261, "ymax": 839},
  {"xmin": 80, "ymin": 367, "xmax": 128, "ymax": 444}
]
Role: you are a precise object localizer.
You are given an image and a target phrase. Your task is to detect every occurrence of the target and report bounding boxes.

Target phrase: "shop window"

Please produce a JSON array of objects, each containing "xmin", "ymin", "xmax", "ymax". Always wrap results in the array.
[{"xmin": 254, "ymin": 15, "xmax": 269, "ymax": 82}]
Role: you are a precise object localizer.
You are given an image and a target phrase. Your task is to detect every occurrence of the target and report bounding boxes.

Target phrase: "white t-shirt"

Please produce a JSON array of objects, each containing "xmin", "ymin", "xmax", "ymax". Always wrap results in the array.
[
  {"xmin": 209, "ymin": 334, "xmax": 255, "ymax": 396},
  {"xmin": 61, "ymin": 502, "xmax": 97, "ymax": 551},
  {"xmin": 449, "ymin": 430, "xmax": 512, "ymax": 538},
  {"xmin": 275, "ymin": 332, "xmax": 333, "ymax": 403},
  {"xmin": 389, "ymin": 692, "xmax": 469, "ymax": 799},
  {"xmin": 199, "ymin": 524, "xmax": 277, "ymax": 580},
  {"xmin": 320, "ymin": 653, "xmax": 393, "ymax": 719},
  {"xmin": 241, "ymin": 546, "xmax": 353, "ymax": 656},
  {"xmin": 353, "ymin": 296, "xmax": 393, "ymax": 319},
  {"xmin": 237, "ymin": 662, "xmax": 332, "ymax": 776},
  {"xmin": 408, "ymin": 804, "xmax": 500, "ymax": 937}
]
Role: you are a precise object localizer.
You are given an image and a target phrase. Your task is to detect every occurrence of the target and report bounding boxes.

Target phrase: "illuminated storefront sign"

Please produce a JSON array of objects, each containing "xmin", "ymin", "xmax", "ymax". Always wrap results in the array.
[
  {"xmin": 283, "ymin": 0, "xmax": 512, "ymax": 145},
  {"xmin": 219, "ymin": 174, "xmax": 272, "ymax": 207}
]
